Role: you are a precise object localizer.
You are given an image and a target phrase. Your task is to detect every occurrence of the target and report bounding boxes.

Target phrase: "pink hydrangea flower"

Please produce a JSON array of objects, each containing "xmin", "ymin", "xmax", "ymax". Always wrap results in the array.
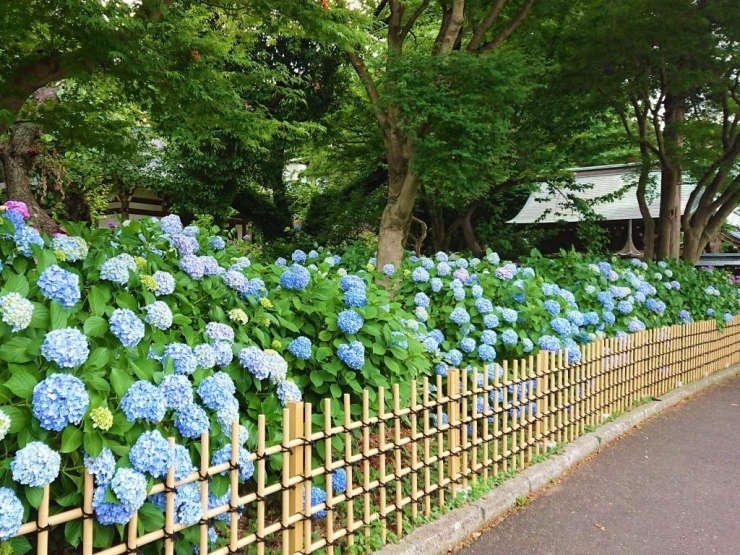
[{"xmin": 4, "ymin": 200, "xmax": 29, "ymax": 219}]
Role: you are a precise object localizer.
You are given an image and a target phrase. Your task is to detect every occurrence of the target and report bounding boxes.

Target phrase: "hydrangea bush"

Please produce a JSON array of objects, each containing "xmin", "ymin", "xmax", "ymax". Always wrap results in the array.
[{"xmin": 0, "ymin": 201, "xmax": 738, "ymax": 554}]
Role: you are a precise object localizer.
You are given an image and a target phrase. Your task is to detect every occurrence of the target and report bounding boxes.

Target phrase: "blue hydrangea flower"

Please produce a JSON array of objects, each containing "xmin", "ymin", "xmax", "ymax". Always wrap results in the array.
[
  {"xmin": 292, "ymin": 250, "xmax": 307, "ymax": 263},
  {"xmin": 501, "ymin": 329, "xmax": 518, "ymax": 346},
  {"xmin": 32, "ymin": 373, "xmax": 89, "ymax": 431},
  {"xmin": 707, "ymin": 308, "xmax": 715, "ymax": 317},
  {"xmin": 100, "ymin": 254, "xmax": 137, "ymax": 285},
  {"xmin": 566, "ymin": 310, "xmax": 584, "ymax": 326},
  {"xmin": 550, "ymin": 318, "xmax": 572, "ymax": 337},
  {"xmin": 428, "ymin": 329, "xmax": 444, "ymax": 343},
  {"xmin": 382, "ymin": 263, "xmax": 395, "ymax": 276},
  {"xmin": 11, "ymin": 442, "xmax": 61, "ymax": 486},
  {"xmin": 170, "ymin": 234, "xmax": 199, "ymax": 256},
  {"xmin": 543, "ymin": 299, "xmax": 560, "ymax": 315},
  {"xmin": 602, "ymin": 311, "xmax": 616, "ymax": 325},
  {"xmin": 194, "ymin": 343, "xmax": 216, "ymax": 369},
  {"xmin": 414, "ymin": 292, "xmax": 430, "ymax": 308},
  {"xmin": 430, "ymin": 277, "xmax": 443, "ymax": 293},
  {"xmin": 306, "ymin": 487, "xmax": 327, "ymax": 519},
  {"xmin": 152, "ymin": 270, "xmax": 176, "ymax": 296},
  {"xmin": 37, "ymin": 265, "xmax": 80, "ymax": 308},
  {"xmin": 0, "ymin": 292, "xmax": 34, "ymax": 331},
  {"xmin": 160, "ymin": 214, "xmax": 183, "ymax": 235},
  {"xmin": 211, "ymin": 445, "xmax": 255, "ymax": 481},
  {"xmin": 723, "ymin": 313, "xmax": 733, "ymax": 322},
  {"xmin": 499, "ymin": 308, "xmax": 518, "ymax": 324},
  {"xmin": 130, "ymin": 430, "xmax": 175, "ymax": 478},
  {"xmin": 446, "ymin": 349, "xmax": 463, "ymax": 366},
  {"xmin": 337, "ymin": 341, "xmax": 365, "ymax": 370},
  {"xmin": 92, "ymin": 485, "xmax": 134, "ymax": 525},
  {"xmin": 460, "ymin": 337, "xmax": 476, "ymax": 353},
  {"xmin": 110, "ymin": 468, "xmax": 148, "ymax": 513},
  {"xmin": 332, "ymin": 468, "xmax": 347, "ymax": 493},
  {"xmin": 214, "ymin": 340, "xmax": 234, "ymax": 366},
  {"xmin": 450, "ymin": 307, "xmax": 471, "ymax": 325},
  {"xmin": 487, "ymin": 252, "xmax": 500, "ymax": 264},
  {"xmin": 617, "ymin": 300, "xmax": 634, "ymax": 314},
  {"xmin": 275, "ymin": 257, "xmax": 287, "ymax": 267},
  {"xmin": 144, "ymin": 301, "xmax": 173, "ymax": 330},
  {"xmin": 109, "ymin": 308, "xmax": 145, "ymax": 347},
  {"xmin": 222, "ymin": 270, "xmax": 249, "ymax": 294},
  {"xmin": 200, "ymin": 256, "xmax": 221, "ymax": 276},
  {"xmin": 628, "ymin": 319, "xmax": 646, "ymax": 333},
  {"xmin": 479, "ymin": 330, "xmax": 496, "ymax": 345},
  {"xmin": 277, "ymin": 380, "xmax": 302, "ymax": 406},
  {"xmin": 209, "ymin": 236, "xmax": 226, "ymax": 250},
  {"xmin": 239, "ymin": 346, "xmax": 270, "ymax": 379},
  {"xmin": 478, "ymin": 344, "xmax": 496, "ymax": 362},
  {"xmin": 41, "ymin": 327, "xmax": 89, "ymax": 367},
  {"xmin": 206, "ymin": 322, "xmax": 234, "ymax": 343},
  {"xmin": 344, "ymin": 287, "xmax": 368, "ymax": 308},
  {"xmin": 159, "ymin": 374, "xmax": 193, "ymax": 410},
  {"xmin": 14, "ymin": 225, "xmax": 44, "ymax": 257},
  {"xmin": 437, "ymin": 262, "xmax": 451, "ymax": 277},
  {"xmin": 337, "ymin": 310, "xmax": 364, "ymax": 335},
  {"xmin": 175, "ymin": 403, "xmax": 210, "ymax": 438},
  {"xmin": 538, "ymin": 335, "xmax": 561, "ymax": 352},
  {"xmin": 121, "ymin": 380, "xmax": 167, "ymax": 422},
  {"xmin": 3, "ymin": 207, "xmax": 26, "ymax": 231},
  {"xmin": 483, "ymin": 314, "xmax": 499, "ymax": 329},
  {"xmin": 288, "ymin": 336, "xmax": 312, "ymax": 360},
  {"xmin": 390, "ymin": 331, "xmax": 409, "ymax": 349},
  {"xmin": 216, "ymin": 397, "xmax": 240, "ymax": 437},
  {"xmin": 584, "ymin": 312, "xmax": 599, "ymax": 326},
  {"xmin": 435, "ymin": 363, "xmax": 449, "ymax": 377},
  {"xmin": 84, "ymin": 448, "xmax": 116, "ymax": 486},
  {"xmin": 163, "ymin": 343, "xmax": 197, "ymax": 375},
  {"xmin": 522, "ymin": 338, "xmax": 534, "ymax": 352},
  {"xmin": 411, "ymin": 267, "xmax": 430, "ymax": 283},
  {"xmin": 340, "ymin": 275, "xmax": 365, "ymax": 292},
  {"xmin": 422, "ymin": 336, "xmax": 439, "ymax": 352},
  {"xmin": 280, "ymin": 264, "xmax": 311, "ymax": 290},
  {"xmin": 0, "ymin": 487, "xmax": 24, "ymax": 540},
  {"xmin": 198, "ymin": 372, "xmax": 236, "ymax": 410},
  {"xmin": 179, "ymin": 254, "xmax": 205, "ymax": 279}
]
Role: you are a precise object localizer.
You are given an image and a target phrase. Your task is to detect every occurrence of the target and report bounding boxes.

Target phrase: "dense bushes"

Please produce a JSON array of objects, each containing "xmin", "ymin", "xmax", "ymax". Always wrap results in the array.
[{"xmin": 0, "ymin": 201, "xmax": 737, "ymax": 554}]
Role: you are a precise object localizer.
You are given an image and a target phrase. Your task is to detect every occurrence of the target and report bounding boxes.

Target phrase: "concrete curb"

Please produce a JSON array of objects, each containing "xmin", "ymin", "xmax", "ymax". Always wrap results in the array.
[{"xmin": 375, "ymin": 364, "xmax": 740, "ymax": 555}]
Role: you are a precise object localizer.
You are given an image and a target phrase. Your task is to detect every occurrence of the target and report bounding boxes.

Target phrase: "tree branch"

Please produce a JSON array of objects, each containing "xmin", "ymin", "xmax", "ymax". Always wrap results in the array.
[
  {"xmin": 388, "ymin": 1, "xmax": 406, "ymax": 53},
  {"xmin": 374, "ymin": 0, "xmax": 389, "ymax": 18},
  {"xmin": 401, "ymin": 0, "xmax": 431, "ymax": 42},
  {"xmin": 480, "ymin": 0, "xmax": 537, "ymax": 54},
  {"xmin": 436, "ymin": 0, "xmax": 465, "ymax": 54},
  {"xmin": 347, "ymin": 51, "xmax": 386, "ymax": 129},
  {"xmin": 466, "ymin": 0, "xmax": 507, "ymax": 53}
]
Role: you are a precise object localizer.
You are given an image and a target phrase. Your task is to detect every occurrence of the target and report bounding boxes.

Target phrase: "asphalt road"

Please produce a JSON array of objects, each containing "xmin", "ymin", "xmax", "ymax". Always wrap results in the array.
[{"xmin": 456, "ymin": 376, "xmax": 740, "ymax": 555}]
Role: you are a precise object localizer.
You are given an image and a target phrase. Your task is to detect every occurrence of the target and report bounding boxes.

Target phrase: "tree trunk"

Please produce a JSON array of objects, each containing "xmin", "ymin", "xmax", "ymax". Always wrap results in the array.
[
  {"xmin": 656, "ymin": 161, "xmax": 681, "ymax": 260},
  {"xmin": 0, "ymin": 123, "xmax": 61, "ymax": 234},
  {"xmin": 377, "ymin": 171, "xmax": 420, "ymax": 269},
  {"xmin": 460, "ymin": 201, "xmax": 484, "ymax": 257},
  {"xmin": 681, "ymin": 226, "xmax": 707, "ymax": 264},
  {"xmin": 428, "ymin": 204, "xmax": 446, "ymax": 252},
  {"xmin": 635, "ymin": 152, "xmax": 655, "ymax": 261}
]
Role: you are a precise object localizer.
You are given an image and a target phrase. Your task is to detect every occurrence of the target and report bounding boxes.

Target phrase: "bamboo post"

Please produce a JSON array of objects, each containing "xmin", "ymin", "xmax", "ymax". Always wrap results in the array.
[
  {"xmin": 83, "ymin": 469, "xmax": 94, "ymax": 555},
  {"xmin": 286, "ymin": 402, "xmax": 305, "ymax": 555},
  {"xmin": 362, "ymin": 390, "xmax": 371, "ymax": 543},
  {"xmin": 410, "ymin": 380, "xmax": 419, "ymax": 521},
  {"xmin": 393, "ymin": 383, "xmax": 403, "ymax": 538},
  {"xmin": 447, "ymin": 368, "xmax": 461, "ymax": 499},
  {"xmin": 165, "ymin": 437, "xmax": 176, "ymax": 555},
  {"xmin": 303, "ymin": 403, "xmax": 314, "ymax": 550},
  {"xmin": 378, "ymin": 387, "xmax": 387, "ymax": 544},
  {"xmin": 200, "ymin": 431, "xmax": 210, "ymax": 555},
  {"xmin": 343, "ymin": 393, "xmax": 355, "ymax": 547},
  {"xmin": 229, "ymin": 423, "xmax": 239, "ymax": 554},
  {"xmin": 257, "ymin": 415, "xmax": 266, "ymax": 555},
  {"xmin": 127, "ymin": 510, "xmax": 138, "ymax": 554},
  {"xmin": 37, "ymin": 486, "xmax": 50, "ymax": 555},
  {"xmin": 322, "ymin": 400, "xmax": 335, "ymax": 555},
  {"xmin": 423, "ymin": 377, "xmax": 432, "ymax": 518}
]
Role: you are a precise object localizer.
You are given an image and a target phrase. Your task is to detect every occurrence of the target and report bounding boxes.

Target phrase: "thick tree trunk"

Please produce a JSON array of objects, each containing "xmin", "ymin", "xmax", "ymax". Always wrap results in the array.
[
  {"xmin": 377, "ymin": 170, "xmax": 420, "ymax": 269},
  {"xmin": 681, "ymin": 226, "xmax": 707, "ymax": 264},
  {"xmin": 0, "ymin": 123, "xmax": 61, "ymax": 234},
  {"xmin": 428, "ymin": 204, "xmax": 446, "ymax": 252},
  {"xmin": 635, "ymin": 153, "xmax": 655, "ymax": 261},
  {"xmin": 460, "ymin": 201, "xmax": 484, "ymax": 257},
  {"xmin": 656, "ymin": 162, "xmax": 682, "ymax": 260}
]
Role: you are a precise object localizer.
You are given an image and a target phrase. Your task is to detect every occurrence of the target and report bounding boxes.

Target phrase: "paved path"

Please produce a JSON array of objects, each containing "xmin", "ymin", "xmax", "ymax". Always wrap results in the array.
[{"xmin": 456, "ymin": 376, "xmax": 740, "ymax": 555}]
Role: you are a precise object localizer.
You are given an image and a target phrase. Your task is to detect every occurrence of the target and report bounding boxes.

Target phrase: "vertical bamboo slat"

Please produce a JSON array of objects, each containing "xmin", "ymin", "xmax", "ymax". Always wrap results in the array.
[
  {"xmin": 199, "ymin": 431, "xmax": 210, "ymax": 555},
  {"xmin": 286, "ymin": 402, "xmax": 305, "ymax": 555},
  {"xmin": 37, "ymin": 486, "xmax": 50, "ymax": 555},
  {"xmin": 257, "ymin": 415, "xmax": 266, "ymax": 555},
  {"xmin": 447, "ymin": 369, "xmax": 461, "ymax": 500},
  {"xmin": 165, "ymin": 438, "xmax": 176, "ymax": 555},
  {"xmin": 83, "ymin": 469, "xmax": 94, "ymax": 555}
]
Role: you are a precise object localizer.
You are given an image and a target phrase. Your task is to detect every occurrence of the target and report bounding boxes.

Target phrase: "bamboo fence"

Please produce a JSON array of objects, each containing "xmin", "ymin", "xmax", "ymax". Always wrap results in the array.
[{"xmin": 10, "ymin": 318, "xmax": 740, "ymax": 555}]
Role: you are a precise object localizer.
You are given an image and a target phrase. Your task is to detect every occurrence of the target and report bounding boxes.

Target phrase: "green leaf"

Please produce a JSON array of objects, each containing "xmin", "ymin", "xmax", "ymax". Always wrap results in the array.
[
  {"xmin": 25, "ymin": 486, "xmax": 44, "ymax": 509},
  {"xmin": 61, "ymin": 426, "xmax": 84, "ymax": 453},
  {"xmin": 138, "ymin": 502, "xmax": 165, "ymax": 530},
  {"xmin": 86, "ymin": 347, "xmax": 111, "ymax": 371},
  {"xmin": 65, "ymin": 519, "xmax": 83, "ymax": 547},
  {"xmin": 310, "ymin": 371, "xmax": 323, "ymax": 388},
  {"xmin": 29, "ymin": 303, "xmax": 49, "ymax": 328},
  {"xmin": 4, "ymin": 369, "xmax": 38, "ymax": 399},
  {"xmin": 384, "ymin": 356, "xmax": 401, "ymax": 375},
  {"xmin": 8, "ymin": 536, "xmax": 32, "ymax": 555},
  {"xmin": 0, "ymin": 337, "xmax": 35, "ymax": 363},
  {"xmin": 92, "ymin": 522, "xmax": 114, "ymax": 549},
  {"xmin": 315, "ymin": 346, "xmax": 332, "ymax": 362},
  {"xmin": 1, "ymin": 273, "xmax": 29, "ymax": 296},
  {"xmin": 88, "ymin": 285, "xmax": 110, "ymax": 317},
  {"xmin": 83, "ymin": 431, "xmax": 103, "ymax": 458},
  {"xmin": 110, "ymin": 367, "xmax": 134, "ymax": 398},
  {"xmin": 3, "ymin": 405, "xmax": 28, "ymax": 433},
  {"xmin": 330, "ymin": 383, "xmax": 342, "ymax": 398},
  {"xmin": 83, "ymin": 316, "xmax": 109, "ymax": 338},
  {"xmin": 172, "ymin": 314, "xmax": 191, "ymax": 325},
  {"xmin": 116, "ymin": 292, "xmax": 138, "ymax": 311},
  {"xmin": 50, "ymin": 301, "xmax": 69, "ymax": 330}
]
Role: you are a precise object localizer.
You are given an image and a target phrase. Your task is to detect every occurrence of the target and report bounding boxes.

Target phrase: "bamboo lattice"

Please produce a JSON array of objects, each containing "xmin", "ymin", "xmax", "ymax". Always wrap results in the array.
[{"xmin": 10, "ymin": 318, "xmax": 740, "ymax": 555}]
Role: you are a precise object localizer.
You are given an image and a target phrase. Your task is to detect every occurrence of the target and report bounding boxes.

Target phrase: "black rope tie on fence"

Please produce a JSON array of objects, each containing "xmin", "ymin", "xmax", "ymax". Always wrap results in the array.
[
  {"xmin": 36, "ymin": 524, "xmax": 53, "ymax": 534},
  {"xmin": 163, "ymin": 483, "xmax": 177, "ymax": 495},
  {"xmin": 162, "ymin": 530, "xmax": 178, "ymax": 543},
  {"xmin": 228, "ymin": 461, "xmax": 240, "ymax": 473},
  {"xmin": 81, "ymin": 509, "xmax": 94, "ymax": 520},
  {"xmin": 198, "ymin": 470, "xmax": 212, "ymax": 484}
]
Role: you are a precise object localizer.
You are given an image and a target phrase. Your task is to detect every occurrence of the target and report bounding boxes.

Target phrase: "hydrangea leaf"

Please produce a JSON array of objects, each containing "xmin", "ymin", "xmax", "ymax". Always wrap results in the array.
[
  {"xmin": 64, "ymin": 519, "xmax": 83, "ymax": 548},
  {"xmin": 83, "ymin": 316, "xmax": 109, "ymax": 338},
  {"xmin": 24, "ymin": 486, "xmax": 44, "ymax": 509},
  {"xmin": 1, "ymin": 273, "xmax": 29, "ymax": 297},
  {"xmin": 60, "ymin": 426, "xmax": 83, "ymax": 454},
  {"xmin": 3, "ymin": 368, "xmax": 37, "ymax": 399},
  {"xmin": 0, "ymin": 337, "xmax": 36, "ymax": 363},
  {"xmin": 49, "ymin": 301, "xmax": 69, "ymax": 330},
  {"xmin": 2, "ymin": 405, "xmax": 28, "ymax": 433},
  {"xmin": 88, "ymin": 285, "xmax": 110, "ymax": 317}
]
